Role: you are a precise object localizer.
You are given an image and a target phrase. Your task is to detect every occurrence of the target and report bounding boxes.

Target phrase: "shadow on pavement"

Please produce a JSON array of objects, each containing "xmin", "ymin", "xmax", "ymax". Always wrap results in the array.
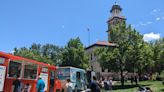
[
  {"xmin": 112, "ymin": 84, "xmax": 151, "ymax": 90},
  {"xmin": 160, "ymin": 89, "xmax": 164, "ymax": 92}
]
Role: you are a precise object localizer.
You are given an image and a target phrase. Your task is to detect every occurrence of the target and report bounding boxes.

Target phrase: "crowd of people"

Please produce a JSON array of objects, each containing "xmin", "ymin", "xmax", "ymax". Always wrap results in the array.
[
  {"xmin": 12, "ymin": 75, "xmax": 45, "ymax": 92},
  {"xmin": 63, "ymin": 76, "xmax": 113, "ymax": 92},
  {"xmin": 11, "ymin": 75, "xmax": 154, "ymax": 92},
  {"xmin": 90, "ymin": 76, "xmax": 113, "ymax": 92}
]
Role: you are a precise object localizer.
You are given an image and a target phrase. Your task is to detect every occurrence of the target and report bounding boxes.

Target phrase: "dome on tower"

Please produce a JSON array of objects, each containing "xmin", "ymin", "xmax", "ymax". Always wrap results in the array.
[{"xmin": 110, "ymin": 2, "xmax": 122, "ymax": 12}]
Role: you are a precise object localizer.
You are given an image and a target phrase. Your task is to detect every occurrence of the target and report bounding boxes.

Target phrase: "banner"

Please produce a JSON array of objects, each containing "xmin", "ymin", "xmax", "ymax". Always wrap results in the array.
[
  {"xmin": 0, "ymin": 66, "xmax": 6, "ymax": 91},
  {"xmin": 40, "ymin": 73, "xmax": 48, "ymax": 91}
]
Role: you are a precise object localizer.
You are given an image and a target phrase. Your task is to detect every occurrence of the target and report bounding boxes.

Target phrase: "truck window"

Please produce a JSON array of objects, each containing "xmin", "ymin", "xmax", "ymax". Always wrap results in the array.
[
  {"xmin": 0, "ymin": 57, "xmax": 5, "ymax": 64},
  {"xmin": 8, "ymin": 61, "xmax": 22, "ymax": 78},
  {"xmin": 57, "ymin": 68, "xmax": 70, "ymax": 80},
  {"xmin": 76, "ymin": 72, "xmax": 81, "ymax": 79},
  {"xmin": 23, "ymin": 64, "xmax": 37, "ymax": 79}
]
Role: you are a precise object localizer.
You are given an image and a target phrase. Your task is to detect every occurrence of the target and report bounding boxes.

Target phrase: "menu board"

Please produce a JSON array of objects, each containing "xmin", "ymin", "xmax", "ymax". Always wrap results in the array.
[
  {"xmin": 40, "ymin": 73, "xmax": 48, "ymax": 91},
  {"xmin": 0, "ymin": 66, "xmax": 6, "ymax": 91},
  {"xmin": 0, "ymin": 58, "xmax": 5, "ymax": 64}
]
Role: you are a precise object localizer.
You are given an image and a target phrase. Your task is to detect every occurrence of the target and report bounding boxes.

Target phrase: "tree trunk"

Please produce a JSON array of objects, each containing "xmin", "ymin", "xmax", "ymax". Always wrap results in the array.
[
  {"xmin": 120, "ymin": 69, "xmax": 124, "ymax": 86},
  {"xmin": 138, "ymin": 70, "xmax": 142, "ymax": 81},
  {"xmin": 158, "ymin": 71, "xmax": 161, "ymax": 75}
]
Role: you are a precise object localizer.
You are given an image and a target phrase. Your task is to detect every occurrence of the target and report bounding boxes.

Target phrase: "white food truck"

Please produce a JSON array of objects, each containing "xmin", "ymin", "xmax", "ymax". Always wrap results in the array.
[{"xmin": 57, "ymin": 67, "xmax": 88, "ymax": 92}]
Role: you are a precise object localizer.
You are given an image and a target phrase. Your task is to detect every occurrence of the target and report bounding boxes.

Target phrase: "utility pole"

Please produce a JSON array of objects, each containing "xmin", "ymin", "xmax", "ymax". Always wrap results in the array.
[
  {"xmin": 87, "ymin": 28, "xmax": 93, "ymax": 71},
  {"xmin": 87, "ymin": 28, "xmax": 90, "ymax": 46}
]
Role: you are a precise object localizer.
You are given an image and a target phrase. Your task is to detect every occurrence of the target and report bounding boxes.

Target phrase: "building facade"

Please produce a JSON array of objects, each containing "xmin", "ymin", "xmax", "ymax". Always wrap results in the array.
[{"xmin": 85, "ymin": 2, "xmax": 126, "ymax": 79}]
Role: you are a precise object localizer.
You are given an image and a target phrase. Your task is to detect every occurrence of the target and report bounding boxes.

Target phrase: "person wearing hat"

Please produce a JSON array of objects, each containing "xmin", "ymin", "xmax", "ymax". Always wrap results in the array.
[{"xmin": 36, "ymin": 75, "xmax": 45, "ymax": 92}]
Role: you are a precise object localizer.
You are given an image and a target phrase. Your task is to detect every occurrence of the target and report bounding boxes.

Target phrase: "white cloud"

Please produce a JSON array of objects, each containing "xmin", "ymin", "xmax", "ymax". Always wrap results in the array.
[
  {"xmin": 152, "ymin": 9, "xmax": 160, "ymax": 13},
  {"xmin": 10, "ymin": 51, "xmax": 15, "ymax": 54},
  {"xmin": 153, "ymin": 9, "xmax": 157, "ymax": 12},
  {"xmin": 137, "ymin": 21, "xmax": 153, "ymax": 27},
  {"xmin": 156, "ymin": 17, "xmax": 160, "ymax": 20},
  {"xmin": 147, "ymin": 21, "xmax": 153, "ymax": 24},
  {"xmin": 143, "ymin": 32, "xmax": 160, "ymax": 41},
  {"xmin": 131, "ymin": 24, "xmax": 135, "ymax": 27}
]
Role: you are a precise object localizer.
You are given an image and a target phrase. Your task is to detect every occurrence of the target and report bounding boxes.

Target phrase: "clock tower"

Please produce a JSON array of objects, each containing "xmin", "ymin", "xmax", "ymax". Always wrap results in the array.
[{"xmin": 107, "ymin": 2, "xmax": 126, "ymax": 42}]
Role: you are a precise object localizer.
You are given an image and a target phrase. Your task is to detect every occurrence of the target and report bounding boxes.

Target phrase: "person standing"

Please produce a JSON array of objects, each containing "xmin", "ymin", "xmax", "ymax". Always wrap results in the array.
[
  {"xmin": 12, "ymin": 76, "xmax": 22, "ymax": 92},
  {"xmin": 135, "ymin": 75, "xmax": 138, "ymax": 85},
  {"xmin": 90, "ymin": 76, "xmax": 100, "ymax": 92},
  {"xmin": 131, "ymin": 75, "xmax": 134, "ymax": 85},
  {"xmin": 108, "ymin": 78, "xmax": 113, "ymax": 91},
  {"xmin": 99, "ymin": 78, "xmax": 105, "ymax": 92},
  {"xmin": 104, "ymin": 78, "xmax": 109, "ymax": 91},
  {"xmin": 36, "ymin": 75, "xmax": 45, "ymax": 92},
  {"xmin": 65, "ymin": 79, "xmax": 73, "ymax": 92}
]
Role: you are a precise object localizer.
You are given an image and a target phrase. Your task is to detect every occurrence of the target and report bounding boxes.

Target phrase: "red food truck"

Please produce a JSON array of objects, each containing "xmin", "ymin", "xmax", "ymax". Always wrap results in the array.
[{"xmin": 0, "ymin": 51, "xmax": 62, "ymax": 92}]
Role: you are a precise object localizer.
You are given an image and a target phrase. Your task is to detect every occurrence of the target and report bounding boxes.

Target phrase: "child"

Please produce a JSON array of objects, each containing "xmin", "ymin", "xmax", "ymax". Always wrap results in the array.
[
  {"xmin": 65, "ymin": 79, "xmax": 73, "ymax": 92},
  {"xmin": 22, "ymin": 83, "xmax": 31, "ymax": 92}
]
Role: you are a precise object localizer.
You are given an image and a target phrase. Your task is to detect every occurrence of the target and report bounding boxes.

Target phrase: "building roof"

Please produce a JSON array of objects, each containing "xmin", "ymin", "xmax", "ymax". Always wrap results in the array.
[
  {"xmin": 110, "ymin": 2, "xmax": 122, "ymax": 12},
  {"xmin": 85, "ymin": 41, "xmax": 117, "ymax": 50},
  {"xmin": 108, "ymin": 16, "xmax": 126, "ymax": 22}
]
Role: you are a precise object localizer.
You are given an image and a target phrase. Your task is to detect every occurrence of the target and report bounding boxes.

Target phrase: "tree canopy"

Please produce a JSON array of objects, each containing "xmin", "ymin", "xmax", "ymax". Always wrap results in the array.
[
  {"xmin": 96, "ymin": 22, "xmax": 159, "ymax": 85},
  {"xmin": 60, "ymin": 37, "xmax": 89, "ymax": 69},
  {"xmin": 14, "ymin": 38, "xmax": 89, "ymax": 69},
  {"xmin": 14, "ymin": 43, "xmax": 63, "ymax": 65}
]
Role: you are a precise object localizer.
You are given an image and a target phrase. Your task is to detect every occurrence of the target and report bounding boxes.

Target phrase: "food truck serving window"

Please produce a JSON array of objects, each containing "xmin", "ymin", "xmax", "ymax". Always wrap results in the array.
[
  {"xmin": 0, "ymin": 58, "xmax": 5, "ymax": 64},
  {"xmin": 23, "ymin": 64, "xmax": 37, "ymax": 79},
  {"xmin": 42, "ymin": 67, "xmax": 48, "ymax": 73},
  {"xmin": 8, "ymin": 61, "xmax": 22, "ymax": 78},
  {"xmin": 57, "ymin": 68, "xmax": 70, "ymax": 80}
]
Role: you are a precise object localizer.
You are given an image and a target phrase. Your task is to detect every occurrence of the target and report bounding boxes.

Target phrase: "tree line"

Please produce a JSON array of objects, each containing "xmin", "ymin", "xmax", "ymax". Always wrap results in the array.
[{"xmin": 14, "ymin": 37, "xmax": 89, "ymax": 69}]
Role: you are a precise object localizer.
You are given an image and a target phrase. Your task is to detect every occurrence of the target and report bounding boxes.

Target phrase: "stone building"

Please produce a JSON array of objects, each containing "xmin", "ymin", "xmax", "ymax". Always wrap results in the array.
[{"xmin": 85, "ymin": 2, "xmax": 126, "ymax": 79}]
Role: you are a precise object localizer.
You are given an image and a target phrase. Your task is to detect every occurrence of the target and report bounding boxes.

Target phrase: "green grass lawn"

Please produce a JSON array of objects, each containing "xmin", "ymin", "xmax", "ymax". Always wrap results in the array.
[{"xmin": 111, "ymin": 81, "xmax": 164, "ymax": 92}]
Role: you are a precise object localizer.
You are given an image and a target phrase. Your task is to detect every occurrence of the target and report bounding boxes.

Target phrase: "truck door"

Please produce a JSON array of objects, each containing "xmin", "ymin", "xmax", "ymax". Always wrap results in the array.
[{"xmin": 49, "ymin": 70, "xmax": 55, "ymax": 92}]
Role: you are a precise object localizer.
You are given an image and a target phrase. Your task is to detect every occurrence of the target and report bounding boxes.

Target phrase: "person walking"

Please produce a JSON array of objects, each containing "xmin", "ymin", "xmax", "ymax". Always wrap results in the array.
[
  {"xmin": 65, "ymin": 79, "xmax": 73, "ymax": 92},
  {"xmin": 36, "ymin": 75, "xmax": 45, "ymax": 92}
]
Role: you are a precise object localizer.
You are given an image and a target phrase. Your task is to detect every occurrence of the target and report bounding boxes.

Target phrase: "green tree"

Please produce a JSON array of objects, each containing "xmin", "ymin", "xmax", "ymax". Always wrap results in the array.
[
  {"xmin": 41, "ymin": 44, "xmax": 63, "ymax": 65},
  {"xmin": 14, "ymin": 43, "xmax": 63, "ymax": 65},
  {"xmin": 96, "ymin": 22, "xmax": 147, "ymax": 86},
  {"xmin": 152, "ymin": 39, "xmax": 164, "ymax": 75},
  {"xmin": 14, "ymin": 47, "xmax": 54, "ymax": 64},
  {"xmin": 61, "ymin": 37, "xmax": 89, "ymax": 69}
]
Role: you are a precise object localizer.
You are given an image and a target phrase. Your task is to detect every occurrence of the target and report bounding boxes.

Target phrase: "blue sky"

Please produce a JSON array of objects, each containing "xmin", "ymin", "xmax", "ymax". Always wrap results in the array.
[{"xmin": 0, "ymin": 0, "xmax": 164, "ymax": 52}]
